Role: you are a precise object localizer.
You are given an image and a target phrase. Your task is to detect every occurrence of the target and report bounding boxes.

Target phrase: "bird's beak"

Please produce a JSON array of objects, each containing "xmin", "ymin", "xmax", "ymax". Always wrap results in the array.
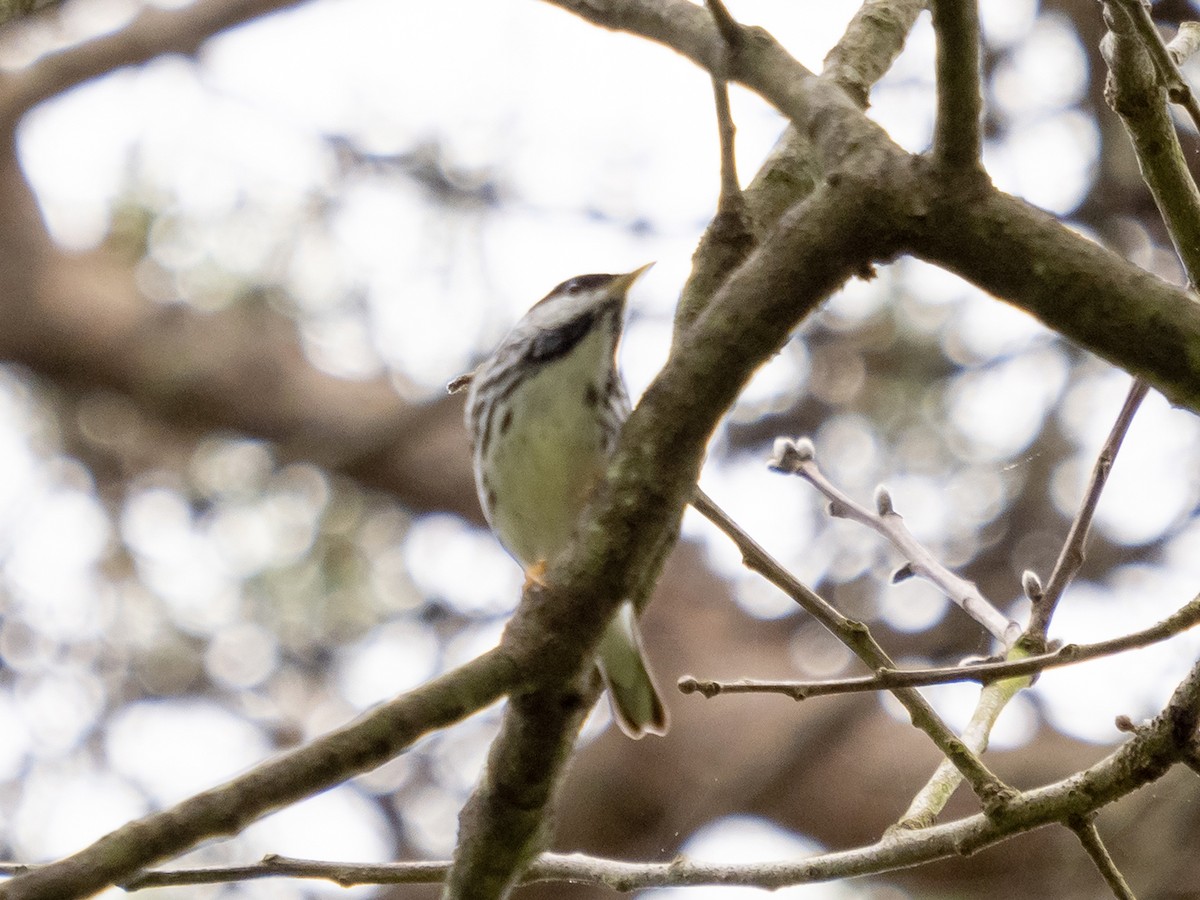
[{"xmin": 610, "ymin": 262, "xmax": 655, "ymax": 297}]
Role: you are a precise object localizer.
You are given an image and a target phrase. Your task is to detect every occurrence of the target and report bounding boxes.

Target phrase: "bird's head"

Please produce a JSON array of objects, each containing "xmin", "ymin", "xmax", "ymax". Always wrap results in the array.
[{"xmin": 517, "ymin": 263, "xmax": 653, "ymax": 364}]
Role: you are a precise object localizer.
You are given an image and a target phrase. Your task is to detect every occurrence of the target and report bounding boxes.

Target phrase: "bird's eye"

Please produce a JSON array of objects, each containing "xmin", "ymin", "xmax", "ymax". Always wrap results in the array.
[{"xmin": 564, "ymin": 279, "xmax": 582, "ymax": 295}]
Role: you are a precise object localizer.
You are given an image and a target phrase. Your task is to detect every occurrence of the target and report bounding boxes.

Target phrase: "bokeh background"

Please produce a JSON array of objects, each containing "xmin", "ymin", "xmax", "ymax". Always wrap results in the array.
[{"xmin": 3, "ymin": 0, "xmax": 1200, "ymax": 897}]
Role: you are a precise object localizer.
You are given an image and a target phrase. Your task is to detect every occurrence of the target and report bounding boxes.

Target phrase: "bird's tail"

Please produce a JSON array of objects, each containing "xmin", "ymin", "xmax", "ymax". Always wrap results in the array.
[{"xmin": 596, "ymin": 600, "xmax": 668, "ymax": 739}]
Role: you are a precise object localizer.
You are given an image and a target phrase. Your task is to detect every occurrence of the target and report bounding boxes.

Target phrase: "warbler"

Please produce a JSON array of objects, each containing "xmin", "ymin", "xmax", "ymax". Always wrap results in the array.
[{"xmin": 454, "ymin": 264, "xmax": 667, "ymax": 738}]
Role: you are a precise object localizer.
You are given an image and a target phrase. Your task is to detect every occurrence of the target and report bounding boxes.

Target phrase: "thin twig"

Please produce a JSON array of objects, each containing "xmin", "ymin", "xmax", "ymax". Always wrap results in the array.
[
  {"xmin": 929, "ymin": 0, "xmax": 983, "ymax": 169},
  {"xmin": 711, "ymin": 76, "xmax": 746, "ymax": 218},
  {"xmin": 1070, "ymin": 818, "xmax": 1138, "ymax": 900},
  {"xmin": 1027, "ymin": 379, "xmax": 1149, "ymax": 639},
  {"xmin": 679, "ymin": 591, "xmax": 1200, "ymax": 699},
  {"xmin": 769, "ymin": 438, "xmax": 1020, "ymax": 645},
  {"xmin": 689, "ymin": 487, "xmax": 1015, "ymax": 813},
  {"xmin": 673, "ymin": 0, "xmax": 756, "ymax": 333}
]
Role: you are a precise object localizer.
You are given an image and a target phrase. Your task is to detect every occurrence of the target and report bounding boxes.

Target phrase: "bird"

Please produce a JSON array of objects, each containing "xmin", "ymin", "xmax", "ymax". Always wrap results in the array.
[{"xmin": 453, "ymin": 264, "xmax": 667, "ymax": 738}]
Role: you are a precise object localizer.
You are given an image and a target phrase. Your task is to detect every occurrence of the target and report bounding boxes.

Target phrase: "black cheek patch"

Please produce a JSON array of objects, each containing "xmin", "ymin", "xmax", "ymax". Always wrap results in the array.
[{"xmin": 527, "ymin": 312, "xmax": 596, "ymax": 363}]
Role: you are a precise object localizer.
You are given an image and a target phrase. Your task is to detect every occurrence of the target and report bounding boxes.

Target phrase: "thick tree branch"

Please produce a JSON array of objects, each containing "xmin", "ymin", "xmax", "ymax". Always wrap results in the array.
[
  {"xmin": 4, "ymin": 3, "xmax": 1198, "ymax": 898},
  {"xmin": 1107, "ymin": 0, "xmax": 1200, "ymax": 133},
  {"xmin": 442, "ymin": 678, "xmax": 597, "ymax": 899},
  {"xmin": 909, "ymin": 181, "xmax": 1200, "ymax": 409},
  {"xmin": 1167, "ymin": 22, "xmax": 1200, "ymax": 66},
  {"xmin": 677, "ymin": 0, "xmax": 925, "ymax": 332},
  {"xmin": 438, "ymin": 3, "xmax": 1200, "ymax": 895},
  {"xmin": 545, "ymin": 0, "xmax": 1200, "ymax": 411}
]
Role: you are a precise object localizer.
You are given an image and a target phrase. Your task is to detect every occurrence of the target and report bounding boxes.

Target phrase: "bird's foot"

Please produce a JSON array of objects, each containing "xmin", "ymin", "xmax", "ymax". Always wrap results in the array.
[{"xmin": 524, "ymin": 560, "xmax": 548, "ymax": 590}]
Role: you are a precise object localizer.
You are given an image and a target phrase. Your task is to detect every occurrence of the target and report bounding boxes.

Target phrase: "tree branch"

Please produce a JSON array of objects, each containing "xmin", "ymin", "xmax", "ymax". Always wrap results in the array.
[
  {"xmin": 1101, "ymin": 1, "xmax": 1200, "ymax": 277},
  {"xmin": 1070, "ymin": 817, "xmax": 1137, "ymax": 900},
  {"xmin": 823, "ymin": 0, "xmax": 927, "ymax": 107},
  {"xmin": 1106, "ymin": 0, "xmax": 1200, "ymax": 134},
  {"xmin": 688, "ymin": 486, "xmax": 1014, "ymax": 811},
  {"xmin": 0, "ymin": 0, "xmax": 308, "ymax": 133},
  {"xmin": 672, "ymin": 0, "xmax": 756, "ymax": 332},
  {"xmin": 545, "ymin": 0, "xmax": 1200, "ymax": 412},
  {"xmin": 444, "ymin": 170, "xmax": 892, "ymax": 899},
  {"xmin": 1167, "ymin": 22, "xmax": 1200, "ymax": 66},
  {"xmin": 0, "ymin": 650, "xmax": 514, "ymax": 899},
  {"xmin": 929, "ymin": 0, "xmax": 983, "ymax": 169},
  {"xmin": 78, "ymin": 655, "xmax": 1200, "ymax": 893},
  {"xmin": 768, "ymin": 438, "xmax": 1019, "ymax": 644},
  {"xmin": 442, "ymin": 678, "xmax": 596, "ymax": 899},
  {"xmin": 908, "ymin": 179, "xmax": 1200, "ymax": 410},
  {"xmin": 1027, "ymin": 379, "xmax": 1148, "ymax": 639},
  {"xmin": 681, "ymin": 591, "xmax": 1200, "ymax": 699}
]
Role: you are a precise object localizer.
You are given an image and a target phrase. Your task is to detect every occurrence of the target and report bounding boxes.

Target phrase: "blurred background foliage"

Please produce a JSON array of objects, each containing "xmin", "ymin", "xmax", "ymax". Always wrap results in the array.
[{"xmin": 3, "ymin": 0, "xmax": 1200, "ymax": 897}]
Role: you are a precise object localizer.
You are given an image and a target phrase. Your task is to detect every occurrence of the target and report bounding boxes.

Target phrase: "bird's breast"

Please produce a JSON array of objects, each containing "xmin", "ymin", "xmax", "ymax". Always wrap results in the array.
[{"xmin": 475, "ymin": 335, "xmax": 616, "ymax": 568}]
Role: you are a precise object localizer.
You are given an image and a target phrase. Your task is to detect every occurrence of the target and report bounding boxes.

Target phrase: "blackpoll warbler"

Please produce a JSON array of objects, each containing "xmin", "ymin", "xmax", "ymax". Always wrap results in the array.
[{"xmin": 458, "ymin": 265, "xmax": 667, "ymax": 738}]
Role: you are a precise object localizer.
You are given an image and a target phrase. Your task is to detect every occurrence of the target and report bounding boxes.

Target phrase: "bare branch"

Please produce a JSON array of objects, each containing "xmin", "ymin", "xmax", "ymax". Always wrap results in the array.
[
  {"xmin": 69, "ymin": 657, "xmax": 1200, "ymax": 893},
  {"xmin": 710, "ymin": 76, "xmax": 745, "ymax": 220},
  {"xmin": 1167, "ymin": 22, "xmax": 1200, "ymax": 66},
  {"xmin": 1106, "ymin": 0, "xmax": 1200, "ymax": 133},
  {"xmin": 443, "ymin": 174, "xmax": 888, "ymax": 900},
  {"xmin": 1102, "ymin": 3, "xmax": 1200, "ymax": 279},
  {"xmin": 897, "ymin": 660, "xmax": 1032, "ymax": 829},
  {"xmin": 442, "ymin": 680, "xmax": 595, "ymax": 900},
  {"xmin": 680, "ymin": 590, "xmax": 1200, "ymax": 701},
  {"xmin": 0, "ymin": 650, "xmax": 514, "ymax": 900},
  {"xmin": 0, "ymin": 0, "xmax": 307, "ymax": 133},
  {"xmin": 823, "ymin": 0, "xmax": 927, "ymax": 107},
  {"xmin": 1027, "ymin": 379, "xmax": 1149, "ymax": 639},
  {"xmin": 1070, "ymin": 818, "xmax": 1138, "ymax": 900},
  {"xmin": 689, "ymin": 486, "xmax": 1015, "ymax": 812},
  {"xmin": 769, "ymin": 438, "xmax": 1020, "ymax": 645},
  {"xmin": 537, "ymin": 5, "xmax": 1200, "ymax": 413},
  {"xmin": 673, "ymin": 1, "xmax": 756, "ymax": 333},
  {"xmin": 929, "ymin": 0, "xmax": 983, "ymax": 169},
  {"xmin": 703, "ymin": 0, "xmax": 742, "ymax": 51}
]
